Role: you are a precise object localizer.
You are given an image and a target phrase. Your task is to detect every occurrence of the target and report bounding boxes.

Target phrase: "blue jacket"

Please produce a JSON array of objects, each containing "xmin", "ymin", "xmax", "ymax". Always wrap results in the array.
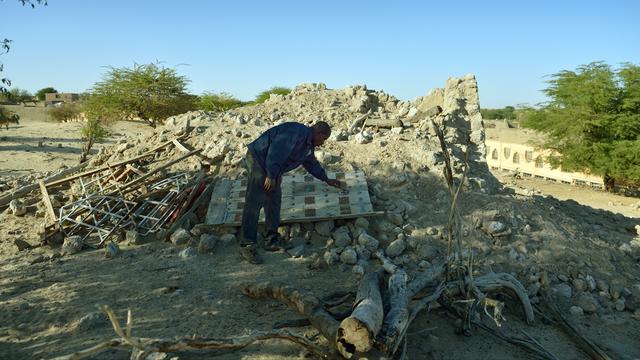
[{"xmin": 248, "ymin": 122, "xmax": 328, "ymax": 181}]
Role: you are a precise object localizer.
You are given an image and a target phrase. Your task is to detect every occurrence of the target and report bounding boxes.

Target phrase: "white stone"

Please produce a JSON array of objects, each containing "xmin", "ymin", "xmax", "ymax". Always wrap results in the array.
[
  {"xmin": 332, "ymin": 226, "xmax": 352, "ymax": 248},
  {"xmin": 198, "ymin": 234, "xmax": 218, "ymax": 253},
  {"xmin": 315, "ymin": 220, "xmax": 334, "ymax": 237},
  {"xmin": 179, "ymin": 247, "xmax": 197, "ymax": 258},
  {"xmin": 220, "ymin": 233, "xmax": 236, "ymax": 244},
  {"xmin": 324, "ymin": 249, "xmax": 339, "ymax": 266},
  {"xmin": 62, "ymin": 236, "xmax": 83, "ymax": 254},
  {"xmin": 9, "ymin": 200, "xmax": 26, "ymax": 216},
  {"xmin": 358, "ymin": 233, "xmax": 379, "ymax": 252},
  {"xmin": 354, "ymin": 217, "xmax": 369, "ymax": 230},
  {"xmin": 340, "ymin": 247, "xmax": 358, "ymax": 265},
  {"xmin": 552, "ymin": 283, "xmax": 572, "ymax": 299},
  {"xmin": 386, "ymin": 239, "xmax": 406, "ymax": 257},
  {"xmin": 569, "ymin": 306, "xmax": 584, "ymax": 316},
  {"xmin": 170, "ymin": 228, "xmax": 192, "ymax": 245},
  {"xmin": 104, "ymin": 243, "xmax": 119, "ymax": 258}
]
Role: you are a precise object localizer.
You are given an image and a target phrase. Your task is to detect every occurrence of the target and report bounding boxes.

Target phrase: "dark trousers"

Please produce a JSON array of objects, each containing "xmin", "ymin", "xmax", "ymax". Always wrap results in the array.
[{"xmin": 240, "ymin": 151, "xmax": 281, "ymax": 245}]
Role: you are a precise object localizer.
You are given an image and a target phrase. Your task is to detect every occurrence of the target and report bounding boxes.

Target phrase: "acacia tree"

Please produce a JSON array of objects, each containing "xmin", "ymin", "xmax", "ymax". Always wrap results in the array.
[
  {"xmin": 86, "ymin": 63, "xmax": 195, "ymax": 128},
  {"xmin": 35, "ymin": 86, "xmax": 57, "ymax": 100},
  {"xmin": 521, "ymin": 61, "xmax": 640, "ymax": 188}
]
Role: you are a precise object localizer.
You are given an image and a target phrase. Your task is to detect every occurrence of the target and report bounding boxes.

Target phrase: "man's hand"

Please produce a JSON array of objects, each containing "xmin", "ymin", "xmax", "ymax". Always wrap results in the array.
[
  {"xmin": 325, "ymin": 179, "xmax": 344, "ymax": 189},
  {"xmin": 264, "ymin": 177, "xmax": 277, "ymax": 192}
]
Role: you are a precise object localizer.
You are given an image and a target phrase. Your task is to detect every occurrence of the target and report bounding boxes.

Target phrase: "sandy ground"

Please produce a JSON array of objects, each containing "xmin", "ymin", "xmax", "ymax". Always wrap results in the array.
[
  {"xmin": 493, "ymin": 169, "xmax": 640, "ymax": 219},
  {"xmin": 0, "ymin": 105, "xmax": 152, "ymax": 178},
  {"xmin": 1, "ymin": 107, "xmax": 639, "ymax": 359}
]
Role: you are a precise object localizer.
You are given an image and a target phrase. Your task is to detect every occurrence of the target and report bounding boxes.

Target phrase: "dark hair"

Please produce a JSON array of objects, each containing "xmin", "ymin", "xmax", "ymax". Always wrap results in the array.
[{"xmin": 312, "ymin": 121, "xmax": 331, "ymax": 135}]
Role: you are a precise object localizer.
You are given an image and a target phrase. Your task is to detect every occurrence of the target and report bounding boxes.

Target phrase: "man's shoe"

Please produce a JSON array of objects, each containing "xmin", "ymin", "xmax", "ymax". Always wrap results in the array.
[
  {"xmin": 263, "ymin": 234, "xmax": 291, "ymax": 252},
  {"xmin": 239, "ymin": 244, "xmax": 263, "ymax": 264}
]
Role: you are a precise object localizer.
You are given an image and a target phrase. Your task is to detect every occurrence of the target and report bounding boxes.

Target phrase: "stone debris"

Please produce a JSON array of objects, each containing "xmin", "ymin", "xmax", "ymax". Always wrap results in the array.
[
  {"xmin": 171, "ymin": 228, "xmax": 192, "ymax": 246},
  {"xmin": 198, "ymin": 234, "xmax": 218, "ymax": 253},
  {"xmin": 179, "ymin": 247, "xmax": 197, "ymax": 258},
  {"xmin": 72, "ymin": 312, "xmax": 107, "ymax": 332},
  {"xmin": 62, "ymin": 236, "xmax": 84, "ymax": 255},
  {"xmin": 9, "ymin": 199, "xmax": 26, "ymax": 216},
  {"xmin": 385, "ymin": 238, "xmax": 406, "ymax": 258},
  {"xmin": 340, "ymin": 247, "xmax": 358, "ymax": 265},
  {"xmin": 104, "ymin": 243, "xmax": 119, "ymax": 259},
  {"xmin": 315, "ymin": 220, "xmax": 335, "ymax": 237},
  {"xmin": 332, "ymin": 226, "xmax": 352, "ymax": 248}
]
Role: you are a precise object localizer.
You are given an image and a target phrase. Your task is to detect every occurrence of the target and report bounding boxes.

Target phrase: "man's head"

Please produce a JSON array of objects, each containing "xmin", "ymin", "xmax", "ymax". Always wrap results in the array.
[{"xmin": 311, "ymin": 121, "xmax": 331, "ymax": 147}]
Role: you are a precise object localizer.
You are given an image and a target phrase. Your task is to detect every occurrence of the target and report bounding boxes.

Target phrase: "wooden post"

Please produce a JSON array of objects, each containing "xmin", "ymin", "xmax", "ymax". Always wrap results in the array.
[{"xmin": 38, "ymin": 180, "xmax": 57, "ymax": 223}]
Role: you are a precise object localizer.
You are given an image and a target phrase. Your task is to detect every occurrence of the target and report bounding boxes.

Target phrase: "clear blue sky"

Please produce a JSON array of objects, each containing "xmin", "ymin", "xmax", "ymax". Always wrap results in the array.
[{"xmin": 2, "ymin": 0, "xmax": 638, "ymax": 108}]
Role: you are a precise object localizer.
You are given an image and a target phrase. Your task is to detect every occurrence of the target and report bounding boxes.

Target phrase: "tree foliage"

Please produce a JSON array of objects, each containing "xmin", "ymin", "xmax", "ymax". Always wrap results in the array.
[
  {"xmin": 36, "ymin": 86, "xmax": 57, "ymax": 100},
  {"xmin": 521, "ymin": 61, "xmax": 640, "ymax": 187},
  {"xmin": 4, "ymin": 87, "xmax": 33, "ymax": 102},
  {"xmin": 197, "ymin": 91, "xmax": 246, "ymax": 112},
  {"xmin": 85, "ymin": 63, "xmax": 196, "ymax": 127},
  {"xmin": 48, "ymin": 102, "xmax": 81, "ymax": 122},
  {"xmin": 480, "ymin": 106, "xmax": 518, "ymax": 120},
  {"xmin": 254, "ymin": 86, "xmax": 291, "ymax": 104}
]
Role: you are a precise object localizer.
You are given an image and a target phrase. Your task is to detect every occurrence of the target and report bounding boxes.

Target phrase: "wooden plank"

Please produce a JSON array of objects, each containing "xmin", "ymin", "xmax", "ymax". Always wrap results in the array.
[
  {"xmin": 125, "ymin": 164, "xmax": 145, "ymax": 176},
  {"xmin": 172, "ymin": 139, "xmax": 191, "ymax": 153},
  {"xmin": 45, "ymin": 136, "xmax": 184, "ymax": 188},
  {"xmin": 38, "ymin": 180, "xmax": 57, "ymax": 222},
  {"xmin": 106, "ymin": 149, "xmax": 201, "ymax": 196}
]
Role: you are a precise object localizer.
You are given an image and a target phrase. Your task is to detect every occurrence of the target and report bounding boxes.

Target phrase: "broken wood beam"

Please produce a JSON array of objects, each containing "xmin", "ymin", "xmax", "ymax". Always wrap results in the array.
[
  {"xmin": 38, "ymin": 180, "xmax": 57, "ymax": 222},
  {"xmin": 243, "ymin": 282, "xmax": 340, "ymax": 348},
  {"xmin": 45, "ymin": 136, "xmax": 185, "ymax": 189},
  {"xmin": 364, "ymin": 118, "xmax": 404, "ymax": 129},
  {"xmin": 108, "ymin": 149, "xmax": 201, "ymax": 196},
  {"xmin": 336, "ymin": 269, "xmax": 384, "ymax": 358},
  {"xmin": 348, "ymin": 109, "xmax": 372, "ymax": 133}
]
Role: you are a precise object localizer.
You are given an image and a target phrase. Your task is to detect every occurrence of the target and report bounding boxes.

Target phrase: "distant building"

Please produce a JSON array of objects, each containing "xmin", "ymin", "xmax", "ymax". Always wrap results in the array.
[
  {"xmin": 484, "ymin": 123, "xmax": 604, "ymax": 188},
  {"xmin": 45, "ymin": 93, "xmax": 79, "ymax": 107}
]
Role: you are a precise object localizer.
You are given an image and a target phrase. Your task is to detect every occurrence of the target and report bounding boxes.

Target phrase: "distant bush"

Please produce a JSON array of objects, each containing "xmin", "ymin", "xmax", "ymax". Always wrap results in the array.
[
  {"xmin": 197, "ymin": 92, "xmax": 246, "ymax": 112},
  {"xmin": 48, "ymin": 103, "xmax": 82, "ymax": 122},
  {"xmin": 6, "ymin": 87, "xmax": 32, "ymax": 103},
  {"xmin": 480, "ymin": 106, "xmax": 517, "ymax": 120},
  {"xmin": 254, "ymin": 86, "xmax": 291, "ymax": 104},
  {"xmin": 36, "ymin": 87, "xmax": 58, "ymax": 101}
]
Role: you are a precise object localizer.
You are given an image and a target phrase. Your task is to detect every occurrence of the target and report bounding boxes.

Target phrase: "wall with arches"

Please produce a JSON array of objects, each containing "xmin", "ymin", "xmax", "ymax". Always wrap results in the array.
[{"xmin": 485, "ymin": 139, "xmax": 603, "ymax": 187}]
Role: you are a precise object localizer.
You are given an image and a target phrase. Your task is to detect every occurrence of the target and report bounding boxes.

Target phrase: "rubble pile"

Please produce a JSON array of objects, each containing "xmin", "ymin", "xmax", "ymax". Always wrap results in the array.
[{"xmin": 2, "ymin": 74, "xmax": 640, "ymax": 338}]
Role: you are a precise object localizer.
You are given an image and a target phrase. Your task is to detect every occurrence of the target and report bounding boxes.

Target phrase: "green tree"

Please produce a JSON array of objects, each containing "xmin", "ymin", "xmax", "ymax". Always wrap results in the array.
[
  {"xmin": 197, "ymin": 91, "xmax": 246, "ymax": 112},
  {"xmin": 521, "ymin": 61, "xmax": 640, "ymax": 188},
  {"xmin": 7, "ymin": 87, "xmax": 32, "ymax": 102},
  {"xmin": 36, "ymin": 86, "xmax": 57, "ymax": 101},
  {"xmin": 86, "ymin": 62, "xmax": 196, "ymax": 128},
  {"xmin": 79, "ymin": 117, "xmax": 109, "ymax": 164},
  {"xmin": 254, "ymin": 86, "xmax": 291, "ymax": 104}
]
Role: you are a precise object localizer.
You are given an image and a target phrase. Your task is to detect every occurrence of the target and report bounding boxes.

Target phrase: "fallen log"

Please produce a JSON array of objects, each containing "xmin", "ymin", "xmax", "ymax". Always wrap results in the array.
[
  {"xmin": 336, "ymin": 270, "xmax": 383, "ymax": 358},
  {"xmin": 242, "ymin": 282, "xmax": 340, "ymax": 348},
  {"xmin": 364, "ymin": 118, "xmax": 403, "ymax": 129}
]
